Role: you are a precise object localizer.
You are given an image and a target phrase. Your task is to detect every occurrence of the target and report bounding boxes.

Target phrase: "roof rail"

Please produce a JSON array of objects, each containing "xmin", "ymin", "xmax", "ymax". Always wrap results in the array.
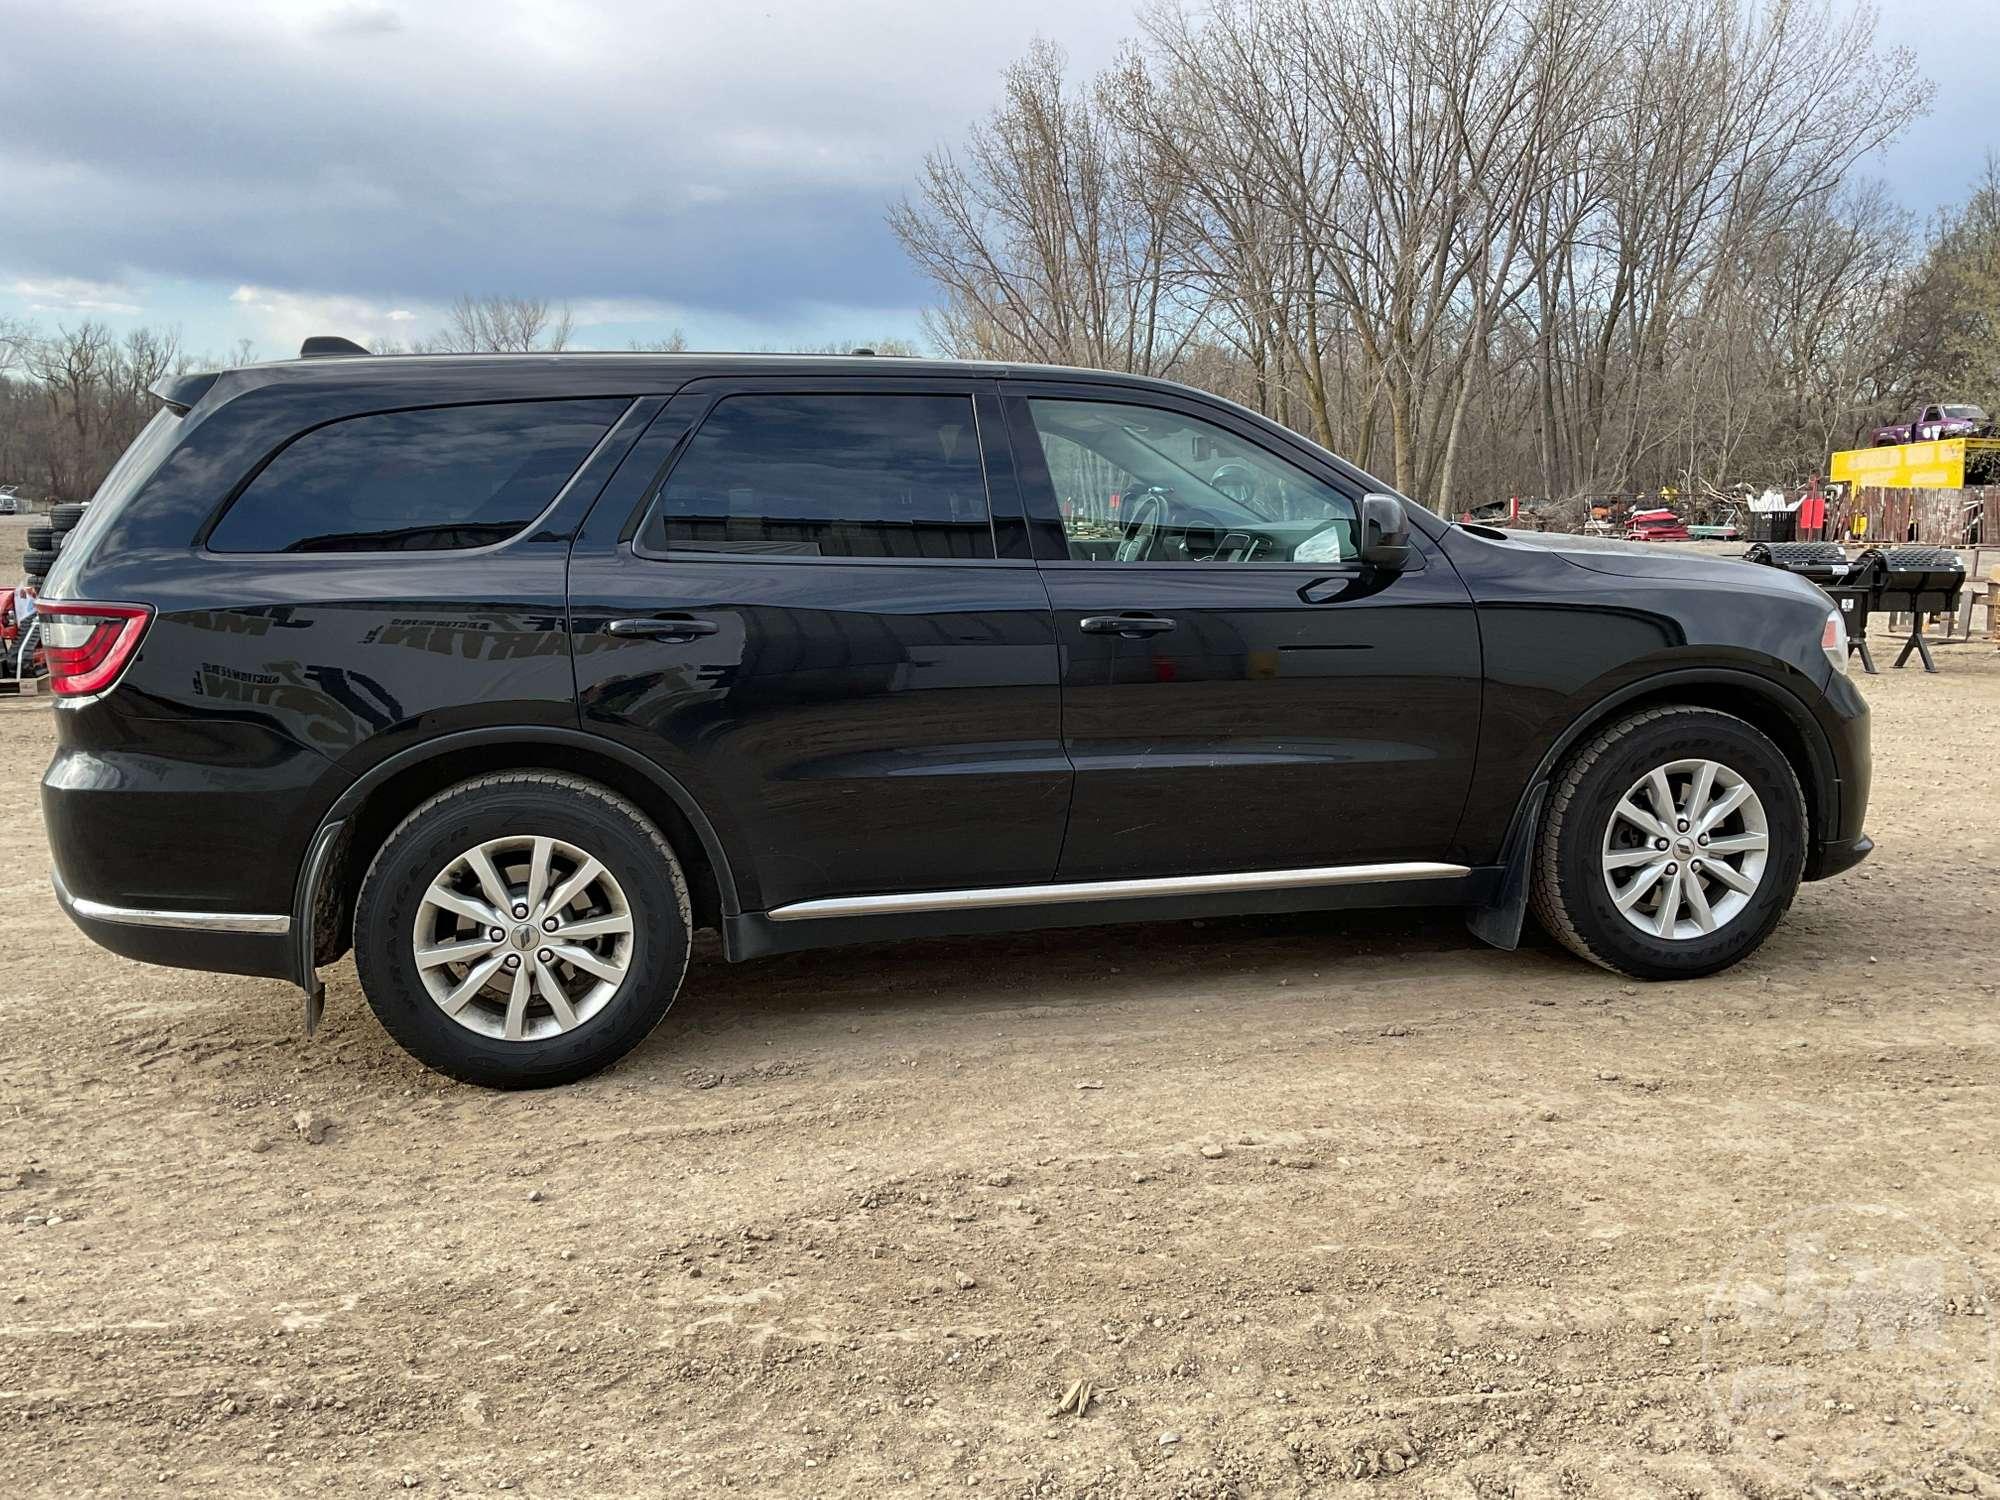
[{"xmin": 300, "ymin": 336, "xmax": 370, "ymax": 358}]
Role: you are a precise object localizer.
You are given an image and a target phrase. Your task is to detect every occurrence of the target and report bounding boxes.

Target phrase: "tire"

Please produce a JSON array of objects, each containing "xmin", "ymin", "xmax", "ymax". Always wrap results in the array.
[
  {"xmin": 22, "ymin": 548, "xmax": 57, "ymax": 578},
  {"xmin": 25, "ymin": 526, "xmax": 54, "ymax": 552},
  {"xmin": 49, "ymin": 503, "xmax": 87, "ymax": 534},
  {"xmin": 353, "ymin": 772, "xmax": 692, "ymax": 1088},
  {"xmin": 1529, "ymin": 707, "xmax": 1806, "ymax": 980}
]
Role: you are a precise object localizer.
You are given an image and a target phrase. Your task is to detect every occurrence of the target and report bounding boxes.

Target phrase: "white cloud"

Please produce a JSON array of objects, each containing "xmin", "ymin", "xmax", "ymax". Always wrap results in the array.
[
  {"xmin": 229, "ymin": 284, "xmax": 441, "ymax": 353},
  {"xmin": 10, "ymin": 276, "xmax": 142, "ymax": 316}
]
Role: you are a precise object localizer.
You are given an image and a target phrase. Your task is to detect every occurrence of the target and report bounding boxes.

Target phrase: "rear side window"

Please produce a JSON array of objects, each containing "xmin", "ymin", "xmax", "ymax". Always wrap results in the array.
[
  {"xmin": 208, "ymin": 399, "xmax": 627, "ymax": 554},
  {"xmin": 642, "ymin": 393, "xmax": 992, "ymax": 560}
]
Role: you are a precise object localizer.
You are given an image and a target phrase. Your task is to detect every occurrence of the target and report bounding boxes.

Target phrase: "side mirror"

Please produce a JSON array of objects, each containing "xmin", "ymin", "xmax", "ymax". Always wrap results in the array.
[{"xmin": 1358, "ymin": 493, "xmax": 1413, "ymax": 571}]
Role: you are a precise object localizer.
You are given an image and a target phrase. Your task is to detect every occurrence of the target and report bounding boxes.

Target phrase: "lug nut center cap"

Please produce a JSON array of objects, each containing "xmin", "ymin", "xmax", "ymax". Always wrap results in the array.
[{"xmin": 511, "ymin": 925, "xmax": 536, "ymax": 951}]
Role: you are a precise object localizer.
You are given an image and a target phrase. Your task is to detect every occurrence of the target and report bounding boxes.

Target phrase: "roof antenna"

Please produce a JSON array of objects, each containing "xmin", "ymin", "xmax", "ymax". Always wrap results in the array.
[
  {"xmin": 850, "ymin": 347, "xmax": 875, "ymax": 357},
  {"xmin": 300, "ymin": 336, "xmax": 370, "ymax": 358}
]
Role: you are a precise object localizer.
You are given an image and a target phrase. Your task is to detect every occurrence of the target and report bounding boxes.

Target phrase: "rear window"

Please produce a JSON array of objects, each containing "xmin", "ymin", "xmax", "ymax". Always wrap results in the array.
[
  {"xmin": 208, "ymin": 399, "xmax": 627, "ymax": 554},
  {"xmin": 44, "ymin": 407, "xmax": 186, "ymax": 592},
  {"xmin": 641, "ymin": 393, "xmax": 992, "ymax": 560}
]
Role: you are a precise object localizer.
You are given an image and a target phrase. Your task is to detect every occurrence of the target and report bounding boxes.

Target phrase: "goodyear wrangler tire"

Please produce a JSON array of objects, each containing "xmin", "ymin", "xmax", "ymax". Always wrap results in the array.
[
  {"xmin": 354, "ymin": 772, "xmax": 691, "ymax": 1088},
  {"xmin": 1529, "ymin": 707, "xmax": 1807, "ymax": 980}
]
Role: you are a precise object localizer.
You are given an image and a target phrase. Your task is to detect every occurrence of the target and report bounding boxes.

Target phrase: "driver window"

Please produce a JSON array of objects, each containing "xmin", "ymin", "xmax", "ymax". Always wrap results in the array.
[{"xmin": 1025, "ymin": 398, "xmax": 1357, "ymax": 564}]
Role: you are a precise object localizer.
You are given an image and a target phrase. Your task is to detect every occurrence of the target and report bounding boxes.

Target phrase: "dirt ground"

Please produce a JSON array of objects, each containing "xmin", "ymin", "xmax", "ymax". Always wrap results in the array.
[{"xmin": 3, "ymin": 646, "xmax": 1999, "ymax": 1499}]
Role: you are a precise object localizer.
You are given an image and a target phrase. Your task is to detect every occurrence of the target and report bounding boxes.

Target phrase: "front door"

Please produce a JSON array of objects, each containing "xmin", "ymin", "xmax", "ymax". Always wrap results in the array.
[
  {"xmin": 571, "ymin": 379, "xmax": 1068, "ymax": 914},
  {"xmin": 1005, "ymin": 384, "xmax": 1481, "ymax": 881}
]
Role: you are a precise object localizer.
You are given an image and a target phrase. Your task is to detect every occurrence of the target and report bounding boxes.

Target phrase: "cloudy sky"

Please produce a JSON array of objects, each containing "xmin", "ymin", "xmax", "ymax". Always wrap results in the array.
[{"xmin": 1, "ymin": 0, "xmax": 1991, "ymax": 361}]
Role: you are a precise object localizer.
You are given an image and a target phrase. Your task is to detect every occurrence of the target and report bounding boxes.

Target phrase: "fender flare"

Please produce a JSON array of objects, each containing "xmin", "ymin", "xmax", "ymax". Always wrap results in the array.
[
  {"xmin": 1468, "ymin": 667, "xmax": 1838, "ymax": 949},
  {"xmin": 289, "ymin": 725, "xmax": 743, "ymax": 987}
]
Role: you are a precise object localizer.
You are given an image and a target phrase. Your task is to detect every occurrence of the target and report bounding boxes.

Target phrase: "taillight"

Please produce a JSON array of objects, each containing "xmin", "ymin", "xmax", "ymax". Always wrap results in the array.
[{"xmin": 36, "ymin": 602, "xmax": 154, "ymax": 698}]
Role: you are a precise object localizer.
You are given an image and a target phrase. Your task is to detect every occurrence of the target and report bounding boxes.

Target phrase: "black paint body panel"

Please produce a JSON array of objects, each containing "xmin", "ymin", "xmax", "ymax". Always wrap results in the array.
[{"xmin": 35, "ymin": 353, "xmax": 1871, "ymax": 984}]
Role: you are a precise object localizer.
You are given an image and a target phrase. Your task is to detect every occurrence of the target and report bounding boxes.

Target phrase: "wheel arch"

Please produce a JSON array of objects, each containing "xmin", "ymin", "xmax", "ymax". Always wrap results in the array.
[
  {"xmin": 294, "ymin": 727, "xmax": 740, "ymax": 977},
  {"xmin": 1468, "ymin": 668, "xmax": 1835, "ymax": 950}
]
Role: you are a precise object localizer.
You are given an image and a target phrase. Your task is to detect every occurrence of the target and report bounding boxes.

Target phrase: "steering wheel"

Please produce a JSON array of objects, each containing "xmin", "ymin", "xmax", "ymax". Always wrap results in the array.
[
  {"xmin": 1209, "ymin": 462, "xmax": 1260, "ymax": 508},
  {"xmin": 1116, "ymin": 488, "xmax": 1171, "ymax": 562}
]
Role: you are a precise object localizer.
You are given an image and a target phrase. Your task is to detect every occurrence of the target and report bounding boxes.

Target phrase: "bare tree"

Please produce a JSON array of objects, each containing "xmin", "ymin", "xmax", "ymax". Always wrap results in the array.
[
  {"xmin": 428, "ymin": 295, "xmax": 574, "ymax": 353},
  {"xmin": 892, "ymin": 0, "xmax": 1933, "ymax": 512}
]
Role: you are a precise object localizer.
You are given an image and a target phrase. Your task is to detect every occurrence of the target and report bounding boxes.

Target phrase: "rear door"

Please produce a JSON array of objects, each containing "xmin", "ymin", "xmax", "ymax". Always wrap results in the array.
[
  {"xmin": 1005, "ymin": 381, "xmax": 1481, "ymax": 882},
  {"xmin": 569, "ymin": 377, "xmax": 1069, "ymax": 915}
]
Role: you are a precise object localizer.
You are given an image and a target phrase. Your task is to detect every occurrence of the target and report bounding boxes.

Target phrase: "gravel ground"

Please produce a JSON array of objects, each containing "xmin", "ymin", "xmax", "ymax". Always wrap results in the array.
[{"xmin": 2, "ymin": 644, "xmax": 1998, "ymax": 1498}]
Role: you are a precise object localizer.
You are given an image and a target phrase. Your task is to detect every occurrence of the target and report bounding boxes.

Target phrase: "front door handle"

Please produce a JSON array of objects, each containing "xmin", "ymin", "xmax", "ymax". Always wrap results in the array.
[
  {"xmin": 606, "ymin": 615, "xmax": 720, "ymax": 641},
  {"xmin": 1080, "ymin": 613, "xmax": 1176, "ymax": 638}
]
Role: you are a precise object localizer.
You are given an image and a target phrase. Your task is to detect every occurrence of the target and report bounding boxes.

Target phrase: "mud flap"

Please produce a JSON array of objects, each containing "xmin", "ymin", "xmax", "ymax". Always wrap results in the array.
[
  {"xmin": 303, "ymin": 969, "xmax": 326, "ymax": 1036},
  {"xmin": 295, "ymin": 818, "xmax": 346, "ymax": 1037},
  {"xmin": 1465, "ymin": 782, "xmax": 1546, "ymax": 952}
]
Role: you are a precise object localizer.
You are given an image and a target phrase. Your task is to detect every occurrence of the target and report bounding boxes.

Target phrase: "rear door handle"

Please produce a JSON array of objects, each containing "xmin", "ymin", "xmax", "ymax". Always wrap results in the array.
[
  {"xmin": 1079, "ymin": 613, "xmax": 1176, "ymax": 638},
  {"xmin": 606, "ymin": 615, "xmax": 720, "ymax": 640}
]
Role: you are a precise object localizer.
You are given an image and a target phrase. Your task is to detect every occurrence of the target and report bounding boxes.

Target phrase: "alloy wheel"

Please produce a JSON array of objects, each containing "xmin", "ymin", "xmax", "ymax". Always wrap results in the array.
[
  {"xmin": 412, "ymin": 835, "xmax": 634, "ymax": 1041},
  {"xmin": 1600, "ymin": 758, "xmax": 1769, "ymax": 941}
]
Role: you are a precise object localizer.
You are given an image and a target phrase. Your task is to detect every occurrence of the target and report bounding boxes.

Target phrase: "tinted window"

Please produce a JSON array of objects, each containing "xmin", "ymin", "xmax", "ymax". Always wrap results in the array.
[
  {"xmin": 645, "ymin": 394, "xmax": 991, "ymax": 560},
  {"xmin": 1026, "ymin": 398, "xmax": 1356, "ymax": 564},
  {"xmin": 209, "ymin": 399, "xmax": 627, "ymax": 554}
]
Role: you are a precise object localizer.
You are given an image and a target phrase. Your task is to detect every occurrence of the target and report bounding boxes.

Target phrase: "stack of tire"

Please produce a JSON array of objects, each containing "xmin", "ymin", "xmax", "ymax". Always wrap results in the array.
[{"xmin": 22, "ymin": 502, "xmax": 87, "ymax": 583}]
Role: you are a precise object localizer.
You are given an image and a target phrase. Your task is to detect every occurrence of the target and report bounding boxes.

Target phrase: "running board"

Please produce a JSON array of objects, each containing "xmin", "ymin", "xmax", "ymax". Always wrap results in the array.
[{"xmin": 766, "ymin": 862, "xmax": 1471, "ymax": 923}]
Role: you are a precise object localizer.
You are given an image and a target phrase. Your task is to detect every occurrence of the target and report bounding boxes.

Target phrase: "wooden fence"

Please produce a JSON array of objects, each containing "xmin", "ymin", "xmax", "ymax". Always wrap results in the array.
[{"xmin": 1822, "ymin": 486, "xmax": 1997, "ymax": 546}]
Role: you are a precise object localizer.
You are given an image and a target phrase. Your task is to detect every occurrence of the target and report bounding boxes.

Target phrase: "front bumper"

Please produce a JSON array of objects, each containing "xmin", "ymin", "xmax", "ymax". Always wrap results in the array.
[
  {"xmin": 50, "ymin": 862, "xmax": 295, "ymax": 980},
  {"xmin": 1808, "ymin": 832, "xmax": 1874, "ymax": 881}
]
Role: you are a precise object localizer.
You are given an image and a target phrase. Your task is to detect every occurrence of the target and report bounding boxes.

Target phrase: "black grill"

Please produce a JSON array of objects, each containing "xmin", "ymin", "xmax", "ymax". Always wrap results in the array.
[
  {"xmin": 1742, "ymin": 541, "xmax": 1873, "ymax": 587},
  {"xmin": 1854, "ymin": 545, "xmax": 1967, "ymax": 672}
]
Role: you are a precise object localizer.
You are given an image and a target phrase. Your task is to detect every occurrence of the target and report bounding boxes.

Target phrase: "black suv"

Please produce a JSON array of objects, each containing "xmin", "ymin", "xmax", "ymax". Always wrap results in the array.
[{"xmin": 40, "ymin": 347, "xmax": 1871, "ymax": 1087}]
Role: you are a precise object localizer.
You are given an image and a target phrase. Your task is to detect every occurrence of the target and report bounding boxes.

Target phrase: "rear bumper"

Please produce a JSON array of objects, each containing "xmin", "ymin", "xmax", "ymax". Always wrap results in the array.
[{"xmin": 50, "ymin": 862, "xmax": 295, "ymax": 981}]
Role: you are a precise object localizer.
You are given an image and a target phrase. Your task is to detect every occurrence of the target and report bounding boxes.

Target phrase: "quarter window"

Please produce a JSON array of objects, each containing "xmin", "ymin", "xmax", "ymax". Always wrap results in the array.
[
  {"xmin": 1026, "ymin": 398, "xmax": 1357, "ymax": 564},
  {"xmin": 209, "ymin": 399, "xmax": 627, "ymax": 554},
  {"xmin": 644, "ymin": 394, "xmax": 992, "ymax": 560}
]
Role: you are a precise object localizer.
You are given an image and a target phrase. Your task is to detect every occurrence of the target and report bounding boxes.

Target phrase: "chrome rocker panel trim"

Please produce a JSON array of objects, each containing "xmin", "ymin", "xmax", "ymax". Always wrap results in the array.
[
  {"xmin": 766, "ymin": 861, "xmax": 1471, "ymax": 922},
  {"xmin": 52, "ymin": 865, "xmax": 291, "ymax": 935}
]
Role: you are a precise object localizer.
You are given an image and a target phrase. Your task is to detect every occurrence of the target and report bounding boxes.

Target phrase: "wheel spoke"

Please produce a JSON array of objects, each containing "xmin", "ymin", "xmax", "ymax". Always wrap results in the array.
[
  {"xmin": 552, "ymin": 912, "xmax": 632, "ymax": 941},
  {"xmin": 503, "ymin": 964, "xmax": 533, "ymax": 1040},
  {"xmin": 524, "ymin": 836, "xmax": 555, "ymax": 913},
  {"xmin": 1613, "ymin": 859, "xmax": 1670, "ymax": 911},
  {"xmin": 464, "ymin": 846, "xmax": 515, "ymax": 915},
  {"xmin": 1614, "ymin": 796, "xmax": 1671, "ymax": 840},
  {"xmin": 1686, "ymin": 761, "xmax": 1718, "ymax": 828},
  {"xmin": 1696, "ymin": 782, "xmax": 1751, "ymax": 835},
  {"xmin": 534, "ymin": 958, "xmax": 580, "ymax": 1030},
  {"xmin": 424, "ymin": 883, "xmax": 502, "ymax": 930},
  {"xmin": 1703, "ymin": 831, "xmax": 1768, "ymax": 856},
  {"xmin": 1603, "ymin": 845, "xmax": 1663, "ymax": 872},
  {"xmin": 541, "ymin": 857, "xmax": 604, "ymax": 917},
  {"xmin": 1646, "ymin": 768, "xmax": 1678, "ymax": 827},
  {"xmin": 1653, "ymin": 866, "xmax": 1683, "ymax": 936},
  {"xmin": 416, "ymin": 935, "xmax": 499, "ymax": 969},
  {"xmin": 1706, "ymin": 859, "xmax": 1758, "ymax": 895},
  {"xmin": 439, "ymin": 952, "xmax": 508, "ymax": 1015},
  {"xmin": 1681, "ymin": 866, "xmax": 1716, "ymax": 933},
  {"xmin": 551, "ymin": 941, "xmax": 624, "ymax": 984}
]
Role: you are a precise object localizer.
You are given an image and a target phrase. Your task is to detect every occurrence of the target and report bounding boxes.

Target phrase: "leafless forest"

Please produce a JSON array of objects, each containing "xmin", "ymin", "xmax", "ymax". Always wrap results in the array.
[
  {"xmin": 893, "ymin": 0, "xmax": 1999, "ymax": 512},
  {"xmin": 4, "ymin": 0, "xmax": 1996, "ymax": 514}
]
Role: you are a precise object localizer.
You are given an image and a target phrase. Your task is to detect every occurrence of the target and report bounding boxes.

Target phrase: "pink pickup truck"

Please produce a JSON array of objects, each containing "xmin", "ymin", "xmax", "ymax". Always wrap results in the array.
[{"xmin": 1870, "ymin": 402, "xmax": 1992, "ymax": 445}]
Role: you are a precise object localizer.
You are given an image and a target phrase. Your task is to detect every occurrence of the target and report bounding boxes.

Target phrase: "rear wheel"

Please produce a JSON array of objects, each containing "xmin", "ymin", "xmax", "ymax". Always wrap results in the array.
[
  {"xmin": 1529, "ymin": 707, "xmax": 1806, "ymax": 979},
  {"xmin": 354, "ymin": 772, "xmax": 691, "ymax": 1087}
]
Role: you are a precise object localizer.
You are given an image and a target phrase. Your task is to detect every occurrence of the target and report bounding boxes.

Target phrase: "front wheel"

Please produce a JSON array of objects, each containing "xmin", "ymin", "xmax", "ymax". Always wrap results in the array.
[
  {"xmin": 1529, "ymin": 707, "xmax": 1806, "ymax": 979},
  {"xmin": 354, "ymin": 772, "xmax": 691, "ymax": 1088}
]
